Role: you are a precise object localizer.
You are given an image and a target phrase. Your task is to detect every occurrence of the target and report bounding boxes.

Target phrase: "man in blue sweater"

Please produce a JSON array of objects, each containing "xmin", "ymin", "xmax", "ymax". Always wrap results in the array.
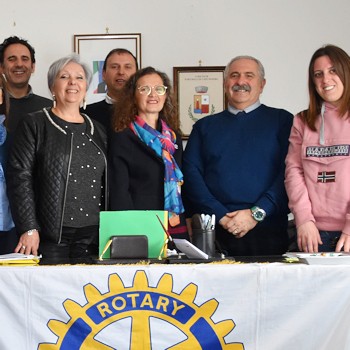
[{"xmin": 183, "ymin": 56, "xmax": 293, "ymax": 256}]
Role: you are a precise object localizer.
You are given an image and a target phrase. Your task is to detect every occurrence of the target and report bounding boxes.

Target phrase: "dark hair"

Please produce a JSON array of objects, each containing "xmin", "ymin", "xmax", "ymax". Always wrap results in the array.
[
  {"xmin": 0, "ymin": 74, "xmax": 10, "ymax": 124},
  {"xmin": 0, "ymin": 36, "xmax": 36, "ymax": 64},
  {"xmin": 303, "ymin": 44, "xmax": 350, "ymax": 130},
  {"xmin": 103, "ymin": 48, "xmax": 138, "ymax": 71},
  {"xmin": 112, "ymin": 66, "xmax": 180, "ymax": 132}
]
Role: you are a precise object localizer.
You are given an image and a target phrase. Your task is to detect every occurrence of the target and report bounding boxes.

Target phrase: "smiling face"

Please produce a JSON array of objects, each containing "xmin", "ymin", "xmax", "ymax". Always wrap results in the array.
[
  {"xmin": 134, "ymin": 73, "xmax": 167, "ymax": 121},
  {"xmin": 102, "ymin": 52, "xmax": 137, "ymax": 99},
  {"xmin": 313, "ymin": 55, "xmax": 344, "ymax": 107},
  {"xmin": 1, "ymin": 43, "xmax": 35, "ymax": 92},
  {"xmin": 51, "ymin": 62, "xmax": 87, "ymax": 107},
  {"xmin": 224, "ymin": 58, "xmax": 265, "ymax": 110}
]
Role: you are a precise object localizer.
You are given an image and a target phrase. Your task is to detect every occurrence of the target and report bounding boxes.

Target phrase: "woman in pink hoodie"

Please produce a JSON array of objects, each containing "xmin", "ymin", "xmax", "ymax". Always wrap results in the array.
[{"xmin": 285, "ymin": 45, "xmax": 350, "ymax": 253}]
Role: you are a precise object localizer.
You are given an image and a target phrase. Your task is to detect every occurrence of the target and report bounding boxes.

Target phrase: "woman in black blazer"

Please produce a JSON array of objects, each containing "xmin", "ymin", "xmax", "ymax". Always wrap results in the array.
[{"xmin": 109, "ymin": 67, "xmax": 188, "ymax": 238}]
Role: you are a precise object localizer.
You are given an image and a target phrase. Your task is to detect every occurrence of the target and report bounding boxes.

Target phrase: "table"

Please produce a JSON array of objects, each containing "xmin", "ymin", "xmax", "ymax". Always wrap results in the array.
[{"xmin": 0, "ymin": 261, "xmax": 349, "ymax": 350}]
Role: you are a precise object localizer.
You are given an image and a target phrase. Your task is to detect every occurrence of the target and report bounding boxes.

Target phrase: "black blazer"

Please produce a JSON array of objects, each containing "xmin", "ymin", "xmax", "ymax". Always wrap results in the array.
[{"xmin": 109, "ymin": 128, "xmax": 183, "ymax": 211}]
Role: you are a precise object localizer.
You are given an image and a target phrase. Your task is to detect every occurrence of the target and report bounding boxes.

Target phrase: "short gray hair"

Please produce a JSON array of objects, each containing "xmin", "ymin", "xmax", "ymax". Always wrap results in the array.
[
  {"xmin": 47, "ymin": 53, "xmax": 92, "ymax": 91},
  {"xmin": 224, "ymin": 55, "xmax": 265, "ymax": 81}
]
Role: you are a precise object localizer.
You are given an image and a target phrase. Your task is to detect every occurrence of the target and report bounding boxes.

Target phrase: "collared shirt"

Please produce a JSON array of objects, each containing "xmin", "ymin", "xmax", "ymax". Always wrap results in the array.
[
  {"xmin": 7, "ymin": 87, "xmax": 51, "ymax": 133},
  {"xmin": 9, "ymin": 85, "xmax": 33, "ymax": 99},
  {"xmin": 105, "ymin": 94, "xmax": 115, "ymax": 105},
  {"xmin": 228, "ymin": 100, "xmax": 261, "ymax": 116}
]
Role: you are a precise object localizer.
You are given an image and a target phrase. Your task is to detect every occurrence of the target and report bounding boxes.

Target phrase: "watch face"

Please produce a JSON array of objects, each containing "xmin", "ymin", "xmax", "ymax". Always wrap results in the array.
[
  {"xmin": 252, "ymin": 207, "xmax": 266, "ymax": 221},
  {"xmin": 255, "ymin": 211, "xmax": 264, "ymax": 220}
]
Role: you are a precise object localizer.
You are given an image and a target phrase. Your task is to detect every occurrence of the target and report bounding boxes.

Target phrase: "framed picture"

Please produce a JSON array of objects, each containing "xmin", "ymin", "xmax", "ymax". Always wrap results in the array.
[
  {"xmin": 173, "ymin": 66, "xmax": 227, "ymax": 138},
  {"xmin": 74, "ymin": 33, "xmax": 141, "ymax": 103}
]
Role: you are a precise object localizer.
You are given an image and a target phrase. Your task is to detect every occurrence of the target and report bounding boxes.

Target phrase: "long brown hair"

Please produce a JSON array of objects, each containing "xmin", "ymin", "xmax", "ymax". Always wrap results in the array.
[
  {"xmin": 112, "ymin": 66, "xmax": 181, "ymax": 133},
  {"xmin": 303, "ymin": 44, "xmax": 350, "ymax": 130}
]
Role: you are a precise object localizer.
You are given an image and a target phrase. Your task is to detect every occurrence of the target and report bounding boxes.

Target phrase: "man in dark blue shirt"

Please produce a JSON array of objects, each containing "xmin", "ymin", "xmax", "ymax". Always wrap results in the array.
[{"xmin": 183, "ymin": 56, "xmax": 293, "ymax": 256}]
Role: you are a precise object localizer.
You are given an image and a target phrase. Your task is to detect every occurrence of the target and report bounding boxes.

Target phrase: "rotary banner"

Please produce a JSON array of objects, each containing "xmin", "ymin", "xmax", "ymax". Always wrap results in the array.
[{"xmin": 0, "ymin": 263, "xmax": 350, "ymax": 349}]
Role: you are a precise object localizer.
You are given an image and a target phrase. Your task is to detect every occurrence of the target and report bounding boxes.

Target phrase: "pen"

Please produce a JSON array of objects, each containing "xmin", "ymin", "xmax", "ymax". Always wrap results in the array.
[
  {"xmin": 204, "ymin": 214, "xmax": 211, "ymax": 229},
  {"xmin": 211, "ymin": 214, "xmax": 216, "ymax": 230},
  {"xmin": 99, "ymin": 239, "xmax": 112, "ymax": 260},
  {"xmin": 201, "ymin": 214, "xmax": 205, "ymax": 229},
  {"xmin": 158, "ymin": 238, "xmax": 169, "ymax": 260},
  {"xmin": 156, "ymin": 214, "xmax": 173, "ymax": 241}
]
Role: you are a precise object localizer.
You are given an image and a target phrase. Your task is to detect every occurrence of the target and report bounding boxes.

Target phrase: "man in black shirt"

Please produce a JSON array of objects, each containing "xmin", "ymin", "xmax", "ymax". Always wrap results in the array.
[
  {"xmin": 0, "ymin": 36, "xmax": 51, "ymax": 132},
  {"xmin": 85, "ymin": 48, "xmax": 138, "ymax": 133}
]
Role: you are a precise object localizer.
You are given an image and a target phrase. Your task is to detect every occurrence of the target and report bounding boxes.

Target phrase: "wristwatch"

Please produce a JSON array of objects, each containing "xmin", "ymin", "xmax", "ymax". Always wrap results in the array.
[{"xmin": 251, "ymin": 206, "xmax": 266, "ymax": 222}]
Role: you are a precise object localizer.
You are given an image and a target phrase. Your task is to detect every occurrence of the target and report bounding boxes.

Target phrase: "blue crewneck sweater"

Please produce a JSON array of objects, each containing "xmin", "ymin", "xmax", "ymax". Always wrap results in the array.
[{"xmin": 183, "ymin": 104, "xmax": 293, "ymax": 225}]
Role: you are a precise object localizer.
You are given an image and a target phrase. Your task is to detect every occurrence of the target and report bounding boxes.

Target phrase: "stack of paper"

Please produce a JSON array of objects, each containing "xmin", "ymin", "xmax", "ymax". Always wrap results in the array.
[{"xmin": 0, "ymin": 253, "xmax": 41, "ymax": 265}]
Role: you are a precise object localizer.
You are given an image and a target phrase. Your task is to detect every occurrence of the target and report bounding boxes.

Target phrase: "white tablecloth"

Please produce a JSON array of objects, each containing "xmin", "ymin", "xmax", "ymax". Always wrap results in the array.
[{"xmin": 0, "ymin": 262, "xmax": 349, "ymax": 350}]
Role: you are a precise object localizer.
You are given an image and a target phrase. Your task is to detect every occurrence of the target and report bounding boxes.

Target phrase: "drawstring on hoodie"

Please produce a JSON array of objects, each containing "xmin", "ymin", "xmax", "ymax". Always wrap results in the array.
[{"xmin": 320, "ymin": 102, "xmax": 325, "ymax": 145}]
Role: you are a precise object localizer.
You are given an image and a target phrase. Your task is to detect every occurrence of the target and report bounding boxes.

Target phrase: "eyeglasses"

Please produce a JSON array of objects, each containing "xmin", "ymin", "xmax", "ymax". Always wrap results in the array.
[{"xmin": 137, "ymin": 85, "xmax": 167, "ymax": 96}]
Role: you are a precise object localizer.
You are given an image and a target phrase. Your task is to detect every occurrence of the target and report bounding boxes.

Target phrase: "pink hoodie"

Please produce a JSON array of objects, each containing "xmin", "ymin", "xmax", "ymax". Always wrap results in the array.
[{"xmin": 285, "ymin": 103, "xmax": 350, "ymax": 234}]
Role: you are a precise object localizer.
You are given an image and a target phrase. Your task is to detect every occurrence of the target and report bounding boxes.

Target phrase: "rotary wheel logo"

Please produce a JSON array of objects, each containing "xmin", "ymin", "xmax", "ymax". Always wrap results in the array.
[{"xmin": 39, "ymin": 270, "xmax": 244, "ymax": 349}]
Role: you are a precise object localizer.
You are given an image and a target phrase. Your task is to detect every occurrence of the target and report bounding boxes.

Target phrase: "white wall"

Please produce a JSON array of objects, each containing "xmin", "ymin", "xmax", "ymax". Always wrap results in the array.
[{"xmin": 1, "ymin": 0, "xmax": 349, "ymax": 115}]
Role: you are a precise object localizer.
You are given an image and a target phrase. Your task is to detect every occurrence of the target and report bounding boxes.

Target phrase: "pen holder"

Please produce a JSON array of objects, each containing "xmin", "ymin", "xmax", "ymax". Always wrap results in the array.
[{"xmin": 192, "ymin": 229, "xmax": 215, "ymax": 257}]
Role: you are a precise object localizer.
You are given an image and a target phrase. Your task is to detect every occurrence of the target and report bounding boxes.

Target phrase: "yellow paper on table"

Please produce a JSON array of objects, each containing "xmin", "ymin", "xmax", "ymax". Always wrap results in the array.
[
  {"xmin": 0, "ymin": 253, "xmax": 41, "ymax": 266},
  {"xmin": 99, "ymin": 210, "xmax": 168, "ymax": 259}
]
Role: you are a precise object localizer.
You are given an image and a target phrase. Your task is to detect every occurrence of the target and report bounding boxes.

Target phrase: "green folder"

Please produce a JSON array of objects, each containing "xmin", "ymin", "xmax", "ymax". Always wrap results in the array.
[{"xmin": 99, "ymin": 210, "xmax": 168, "ymax": 259}]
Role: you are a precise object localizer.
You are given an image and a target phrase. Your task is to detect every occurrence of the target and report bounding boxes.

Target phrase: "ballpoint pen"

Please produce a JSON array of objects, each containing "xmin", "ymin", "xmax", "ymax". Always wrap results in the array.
[
  {"xmin": 156, "ymin": 214, "xmax": 173, "ymax": 242},
  {"xmin": 99, "ymin": 239, "xmax": 112, "ymax": 260},
  {"xmin": 204, "ymin": 214, "xmax": 210, "ymax": 229},
  {"xmin": 158, "ymin": 238, "xmax": 169, "ymax": 260},
  {"xmin": 201, "ymin": 214, "xmax": 205, "ymax": 229},
  {"xmin": 211, "ymin": 214, "xmax": 216, "ymax": 230}
]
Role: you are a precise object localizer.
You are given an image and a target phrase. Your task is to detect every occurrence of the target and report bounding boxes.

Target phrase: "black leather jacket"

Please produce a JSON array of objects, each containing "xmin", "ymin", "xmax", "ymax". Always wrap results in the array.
[{"xmin": 7, "ymin": 108, "xmax": 108, "ymax": 243}]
